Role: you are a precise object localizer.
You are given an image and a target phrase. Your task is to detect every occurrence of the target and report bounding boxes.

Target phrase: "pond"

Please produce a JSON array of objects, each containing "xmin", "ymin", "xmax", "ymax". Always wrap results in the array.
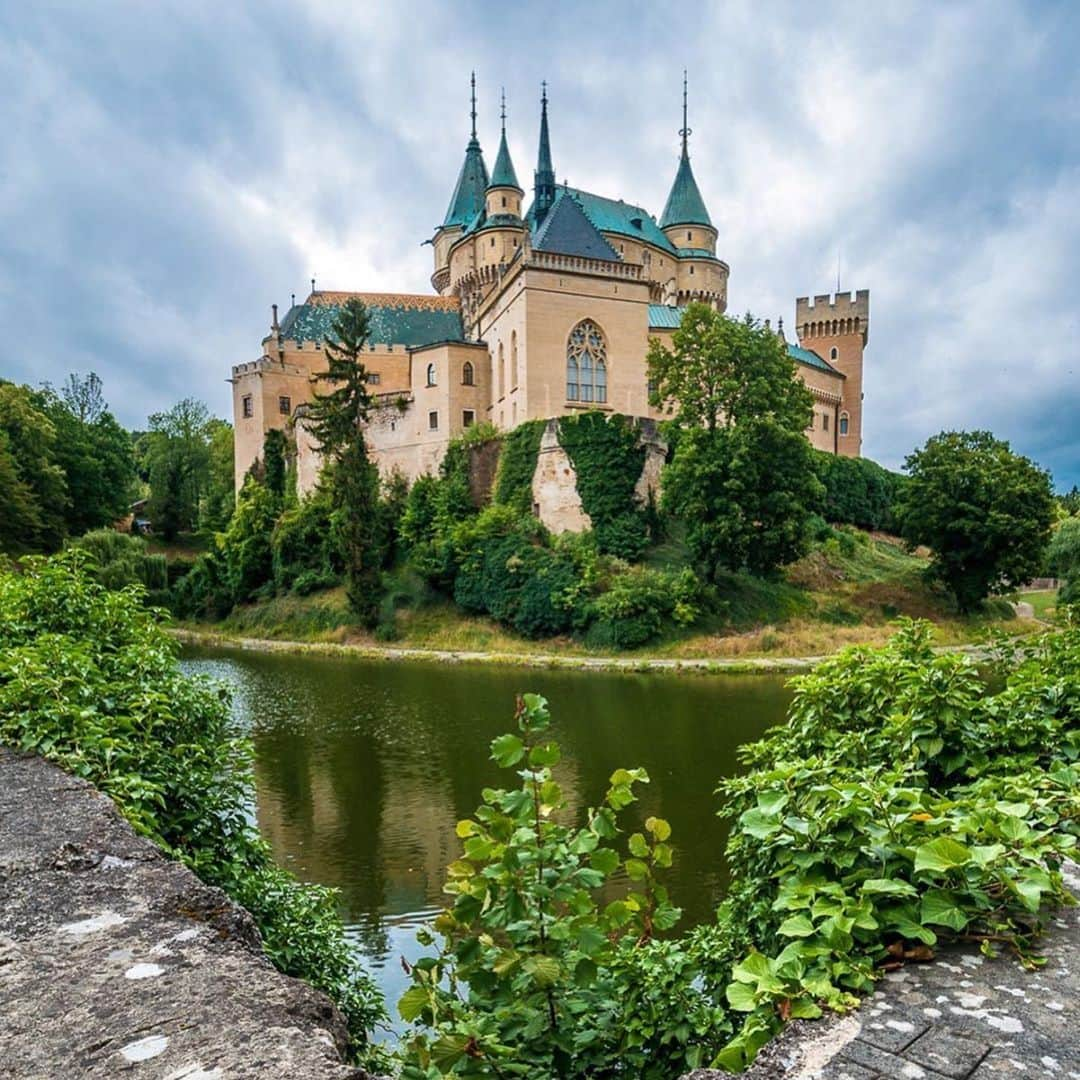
[{"xmin": 180, "ymin": 645, "xmax": 793, "ymax": 1016}]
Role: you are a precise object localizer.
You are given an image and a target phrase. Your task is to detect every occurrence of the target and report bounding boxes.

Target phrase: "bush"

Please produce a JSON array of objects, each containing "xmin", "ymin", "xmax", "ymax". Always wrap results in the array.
[
  {"xmin": 813, "ymin": 451, "xmax": 906, "ymax": 531},
  {"xmin": 0, "ymin": 555, "xmax": 387, "ymax": 1067},
  {"xmin": 272, "ymin": 489, "xmax": 341, "ymax": 595},
  {"xmin": 69, "ymin": 528, "xmax": 168, "ymax": 600},
  {"xmin": 583, "ymin": 567, "xmax": 701, "ymax": 649}
]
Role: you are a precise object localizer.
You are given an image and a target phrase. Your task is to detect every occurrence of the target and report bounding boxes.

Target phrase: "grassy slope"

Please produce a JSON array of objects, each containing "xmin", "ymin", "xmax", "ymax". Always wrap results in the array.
[{"xmin": 190, "ymin": 531, "xmax": 1024, "ymax": 660}]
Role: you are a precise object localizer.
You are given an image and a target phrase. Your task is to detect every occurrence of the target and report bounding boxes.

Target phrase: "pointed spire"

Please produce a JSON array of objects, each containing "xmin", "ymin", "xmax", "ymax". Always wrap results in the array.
[
  {"xmin": 659, "ymin": 71, "xmax": 713, "ymax": 230},
  {"xmin": 533, "ymin": 81, "xmax": 556, "ymax": 225},
  {"xmin": 489, "ymin": 87, "xmax": 521, "ymax": 191},
  {"xmin": 441, "ymin": 73, "xmax": 489, "ymax": 228}
]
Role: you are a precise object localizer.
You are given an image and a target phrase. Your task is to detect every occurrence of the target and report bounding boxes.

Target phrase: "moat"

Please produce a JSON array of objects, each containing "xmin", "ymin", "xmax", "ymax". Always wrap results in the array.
[{"xmin": 180, "ymin": 645, "xmax": 792, "ymax": 1013}]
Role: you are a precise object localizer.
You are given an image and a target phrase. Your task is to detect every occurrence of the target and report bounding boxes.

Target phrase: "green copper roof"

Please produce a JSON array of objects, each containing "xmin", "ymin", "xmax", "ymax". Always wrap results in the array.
[
  {"xmin": 677, "ymin": 247, "xmax": 718, "ymax": 259},
  {"xmin": 788, "ymin": 342, "xmax": 843, "ymax": 376},
  {"xmin": 550, "ymin": 187, "xmax": 677, "ymax": 254},
  {"xmin": 533, "ymin": 190, "xmax": 620, "ymax": 261},
  {"xmin": 648, "ymin": 304, "xmax": 685, "ymax": 329},
  {"xmin": 490, "ymin": 129, "xmax": 520, "ymax": 190},
  {"xmin": 279, "ymin": 293, "xmax": 465, "ymax": 348},
  {"xmin": 443, "ymin": 137, "xmax": 489, "ymax": 228},
  {"xmin": 659, "ymin": 149, "xmax": 713, "ymax": 229}
]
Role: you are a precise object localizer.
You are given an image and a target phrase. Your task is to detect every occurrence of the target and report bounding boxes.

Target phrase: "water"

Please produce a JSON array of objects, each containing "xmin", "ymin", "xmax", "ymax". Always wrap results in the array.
[{"xmin": 180, "ymin": 645, "xmax": 793, "ymax": 1013}]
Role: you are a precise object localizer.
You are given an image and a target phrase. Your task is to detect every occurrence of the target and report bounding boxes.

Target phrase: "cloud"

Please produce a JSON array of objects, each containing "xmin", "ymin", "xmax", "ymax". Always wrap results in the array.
[{"xmin": 0, "ymin": 1, "xmax": 1077, "ymax": 484}]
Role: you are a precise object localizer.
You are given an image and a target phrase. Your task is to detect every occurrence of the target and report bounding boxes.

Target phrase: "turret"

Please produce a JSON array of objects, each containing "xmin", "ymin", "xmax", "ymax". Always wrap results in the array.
[
  {"xmin": 486, "ymin": 89, "xmax": 523, "ymax": 220},
  {"xmin": 659, "ymin": 73, "xmax": 717, "ymax": 255},
  {"xmin": 532, "ymin": 83, "xmax": 556, "ymax": 226},
  {"xmin": 432, "ymin": 73, "xmax": 489, "ymax": 291}
]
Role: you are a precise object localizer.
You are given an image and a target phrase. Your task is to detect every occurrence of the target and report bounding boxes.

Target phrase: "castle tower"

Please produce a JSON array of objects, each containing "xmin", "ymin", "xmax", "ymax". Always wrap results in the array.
[
  {"xmin": 532, "ymin": 83, "xmax": 556, "ymax": 226},
  {"xmin": 659, "ymin": 73, "xmax": 717, "ymax": 257},
  {"xmin": 431, "ymin": 73, "xmax": 489, "ymax": 293},
  {"xmin": 486, "ymin": 89, "xmax": 523, "ymax": 220},
  {"xmin": 795, "ymin": 290, "xmax": 870, "ymax": 457}
]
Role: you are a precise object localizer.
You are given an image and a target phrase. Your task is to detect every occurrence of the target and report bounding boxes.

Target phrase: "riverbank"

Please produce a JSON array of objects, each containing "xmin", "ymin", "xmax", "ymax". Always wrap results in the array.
[{"xmin": 171, "ymin": 625, "xmax": 1006, "ymax": 676}]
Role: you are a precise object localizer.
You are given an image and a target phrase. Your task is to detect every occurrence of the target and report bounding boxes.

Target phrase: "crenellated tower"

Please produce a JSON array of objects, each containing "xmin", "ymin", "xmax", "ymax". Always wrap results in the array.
[{"xmin": 795, "ymin": 290, "xmax": 869, "ymax": 457}]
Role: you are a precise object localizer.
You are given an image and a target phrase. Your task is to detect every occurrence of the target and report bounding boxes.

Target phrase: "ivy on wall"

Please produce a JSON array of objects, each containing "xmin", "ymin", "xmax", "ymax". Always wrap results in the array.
[
  {"xmin": 492, "ymin": 419, "xmax": 545, "ymax": 513},
  {"xmin": 558, "ymin": 411, "xmax": 649, "ymax": 560}
]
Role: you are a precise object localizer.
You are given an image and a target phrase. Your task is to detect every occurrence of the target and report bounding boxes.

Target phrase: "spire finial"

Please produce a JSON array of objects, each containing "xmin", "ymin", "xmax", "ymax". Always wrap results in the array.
[
  {"xmin": 541, "ymin": 80, "xmax": 547, "ymax": 108},
  {"xmin": 500, "ymin": 86, "xmax": 506, "ymax": 134},
  {"xmin": 679, "ymin": 69, "xmax": 691, "ymax": 156},
  {"xmin": 470, "ymin": 71, "xmax": 477, "ymax": 141}
]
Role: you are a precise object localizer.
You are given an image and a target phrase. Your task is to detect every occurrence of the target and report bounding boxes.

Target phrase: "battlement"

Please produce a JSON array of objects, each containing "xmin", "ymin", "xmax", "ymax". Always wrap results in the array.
[{"xmin": 796, "ymin": 289, "xmax": 869, "ymax": 343}]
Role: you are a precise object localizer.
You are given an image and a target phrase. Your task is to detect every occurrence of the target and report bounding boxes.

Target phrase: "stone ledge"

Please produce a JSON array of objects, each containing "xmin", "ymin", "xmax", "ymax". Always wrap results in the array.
[
  {"xmin": 0, "ymin": 748, "xmax": 379, "ymax": 1079},
  {"xmin": 681, "ymin": 865, "xmax": 1080, "ymax": 1080}
]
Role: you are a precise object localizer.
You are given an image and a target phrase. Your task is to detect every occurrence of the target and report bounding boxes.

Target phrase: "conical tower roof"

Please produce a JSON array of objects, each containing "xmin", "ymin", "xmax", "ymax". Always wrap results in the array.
[
  {"xmin": 489, "ymin": 89, "xmax": 521, "ymax": 190},
  {"xmin": 442, "ymin": 73, "xmax": 490, "ymax": 228},
  {"xmin": 659, "ymin": 73, "xmax": 713, "ymax": 229}
]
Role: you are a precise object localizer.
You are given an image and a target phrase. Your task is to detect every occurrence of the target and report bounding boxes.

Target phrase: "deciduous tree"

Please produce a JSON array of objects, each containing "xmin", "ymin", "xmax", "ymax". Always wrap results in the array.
[{"xmin": 897, "ymin": 430, "xmax": 1054, "ymax": 612}]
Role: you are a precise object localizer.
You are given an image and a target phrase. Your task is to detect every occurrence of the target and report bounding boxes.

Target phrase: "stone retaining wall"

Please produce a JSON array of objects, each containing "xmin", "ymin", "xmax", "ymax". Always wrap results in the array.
[{"xmin": 0, "ymin": 748, "xmax": 379, "ymax": 1079}]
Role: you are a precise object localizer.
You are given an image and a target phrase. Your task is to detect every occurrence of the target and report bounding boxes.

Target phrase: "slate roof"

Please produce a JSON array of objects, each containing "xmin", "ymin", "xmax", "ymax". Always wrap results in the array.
[
  {"xmin": 788, "ymin": 342, "xmax": 843, "ymax": 376},
  {"xmin": 532, "ymin": 191, "xmax": 620, "ymax": 261},
  {"xmin": 279, "ymin": 292, "xmax": 465, "ymax": 348},
  {"xmin": 647, "ymin": 304, "xmax": 684, "ymax": 329},
  {"xmin": 552, "ymin": 187, "xmax": 678, "ymax": 254},
  {"xmin": 677, "ymin": 247, "xmax": 719, "ymax": 259},
  {"xmin": 659, "ymin": 150, "xmax": 713, "ymax": 229},
  {"xmin": 443, "ymin": 137, "xmax": 489, "ymax": 229}
]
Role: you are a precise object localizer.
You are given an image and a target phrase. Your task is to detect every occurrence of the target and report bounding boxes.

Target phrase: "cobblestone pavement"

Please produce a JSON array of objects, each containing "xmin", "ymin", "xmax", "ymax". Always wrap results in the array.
[{"xmin": 685, "ymin": 865, "xmax": 1080, "ymax": 1080}]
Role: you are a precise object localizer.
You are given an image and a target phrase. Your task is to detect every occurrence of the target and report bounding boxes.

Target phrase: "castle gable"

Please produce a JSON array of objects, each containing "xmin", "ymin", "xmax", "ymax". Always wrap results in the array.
[
  {"xmin": 532, "ymin": 192, "xmax": 620, "ymax": 262},
  {"xmin": 280, "ymin": 292, "xmax": 465, "ymax": 348}
]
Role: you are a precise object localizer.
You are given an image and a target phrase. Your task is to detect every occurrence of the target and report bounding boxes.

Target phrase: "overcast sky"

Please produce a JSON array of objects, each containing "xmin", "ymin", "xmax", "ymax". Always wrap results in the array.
[{"xmin": 2, "ymin": 2, "xmax": 1078, "ymax": 485}]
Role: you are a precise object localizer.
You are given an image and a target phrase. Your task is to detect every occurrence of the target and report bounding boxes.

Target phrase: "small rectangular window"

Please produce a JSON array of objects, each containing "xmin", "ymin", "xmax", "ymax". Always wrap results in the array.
[
  {"xmin": 367, "ymin": 372, "xmax": 381, "ymax": 385},
  {"xmin": 462, "ymin": 409, "xmax": 475, "ymax": 428},
  {"xmin": 823, "ymin": 413, "xmax": 829, "ymax": 432},
  {"xmin": 278, "ymin": 395, "xmax": 291, "ymax": 415},
  {"xmin": 242, "ymin": 395, "xmax": 253, "ymax": 418},
  {"xmin": 428, "ymin": 410, "xmax": 439, "ymax": 431}
]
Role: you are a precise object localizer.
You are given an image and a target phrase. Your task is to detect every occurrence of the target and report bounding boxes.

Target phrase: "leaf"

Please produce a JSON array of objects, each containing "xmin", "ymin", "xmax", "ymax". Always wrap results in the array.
[
  {"xmin": 788, "ymin": 998, "xmax": 823, "ymax": 1019},
  {"xmin": 398, "ymin": 985, "xmax": 430, "ymax": 1023},
  {"xmin": 628, "ymin": 833, "xmax": 649, "ymax": 858},
  {"xmin": 645, "ymin": 816, "xmax": 672, "ymax": 841},
  {"xmin": 625, "ymin": 858, "xmax": 649, "ymax": 881},
  {"xmin": 431, "ymin": 1033, "xmax": 472, "ymax": 1069},
  {"xmin": 860, "ymin": 877, "xmax": 918, "ymax": 898},
  {"xmin": 529, "ymin": 741, "xmax": 561, "ymax": 768},
  {"xmin": 777, "ymin": 914, "xmax": 816, "ymax": 938},
  {"xmin": 913, "ymin": 837, "xmax": 972, "ymax": 874},
  {"xmin": 490, "ymin": 733, "xmax": 525, "ymax": 768},
  {"xmin": 523, "ymin": 954, "xmax": 561, "ymax": 987},
  {"xmin": 920, "ymin": 888, "xmax": 970, "ymax": 932},
  {"xmin": 589, "ymin": 847, "xmax": 619, "ymax": 876},
  {"xmin": 455, "ymin": 819, "xmax": 478, "ymax": 839},
  {"xmin": 739, "ymin": 807, "xmax": 781, "ymax": 840},
  {"xmin": 725, "ymin": 980, "xmax": 759, "ymax": 1012}
]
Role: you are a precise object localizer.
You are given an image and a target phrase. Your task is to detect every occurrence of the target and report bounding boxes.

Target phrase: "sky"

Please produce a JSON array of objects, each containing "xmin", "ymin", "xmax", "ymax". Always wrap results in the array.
[{"xmin": 1, "ymin": 1, "xmax": 1078, "ymax": 485}]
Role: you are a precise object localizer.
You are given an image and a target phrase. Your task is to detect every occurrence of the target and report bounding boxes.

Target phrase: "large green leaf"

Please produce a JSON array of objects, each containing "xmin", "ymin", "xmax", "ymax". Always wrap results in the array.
[
  {"xmin": 913, "ymin": 837, "xmax": 972, "ymax": 874},
  {"xmin": 920, "ymin": 888, "xmax": 970, "ymax": 931},
  {"xmin": 490, "ymin": 733, "xmax": 525, "ymax": 768}
]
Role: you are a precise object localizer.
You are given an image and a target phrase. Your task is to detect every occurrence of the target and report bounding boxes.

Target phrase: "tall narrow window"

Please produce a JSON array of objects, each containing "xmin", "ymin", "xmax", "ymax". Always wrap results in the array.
[
  {"xmin": 839, "ymin": 413, "xmax": 849, "ymax": 436},
  {"xmin": 278, "ymin": 395, "xmax": 291, "ymax": 415},
  {"xmin": 510, "ymin": 330, "xmax": 518, "ymax": 389},
  {"xmin": 830, "ymin": 346, "xmax": 839, "ymax": 361},
  {"xmin": 498, "ymin": 343, "xmax": 506, "ymax": 399},
  {"xmin": 426, "ymin": 363, "xmax": 437, "ymax": 387},
  {"xmin": 242, "ymin": 395, "xmax": 253, "ymax": 418},
  {"xmin": 462, "ymin": 360, "xmax": 474, "ymax": 386},
  {"xmin": 566, "ymin": 320, "xmax": 607, "ymax": 404}
]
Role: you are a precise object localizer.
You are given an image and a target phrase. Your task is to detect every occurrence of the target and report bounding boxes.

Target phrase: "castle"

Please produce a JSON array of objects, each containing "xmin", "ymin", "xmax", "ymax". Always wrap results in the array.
[{"xmin": 231, "ymin": 77, "xmax": 868, "ymax": 494}]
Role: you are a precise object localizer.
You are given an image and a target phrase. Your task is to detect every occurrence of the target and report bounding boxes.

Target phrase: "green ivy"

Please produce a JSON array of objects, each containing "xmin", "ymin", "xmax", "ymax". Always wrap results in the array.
[
  {"xmin": 557, "ymin": 412, "xmax": 649, "ymax": 560},
  {"xmin": 493, "ymin": 419, "xmax": 545, "ymax": 513}
]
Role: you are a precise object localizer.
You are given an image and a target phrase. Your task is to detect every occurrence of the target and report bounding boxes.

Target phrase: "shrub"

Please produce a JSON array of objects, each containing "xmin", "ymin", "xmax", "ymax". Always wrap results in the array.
[
  {"xmin": 813, "ymin": 451, "xmax": 906, "ymax": 531},
  {"xmin": 0, "ymin": 555, "xmax": 386, "ymax": 1067},
  {"xmin": 272, "ymin": 489, "xmax": 341, "ymax": 594},
  {"xmin": 584, "ymin": 567, "xmax": 701, "ymax": 649},
  {"xmin": 69, "ymin": 528, "xmax": 168, "ymax": 601}
]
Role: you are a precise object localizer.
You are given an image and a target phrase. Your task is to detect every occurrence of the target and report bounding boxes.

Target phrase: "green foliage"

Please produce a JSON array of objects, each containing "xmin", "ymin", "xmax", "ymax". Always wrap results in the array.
[
  {"xmin": 557, "ymin": 412, "xmax": 649, "ymax": 560},
  {"xmin": 201, "ymin": 419, "xmax": 236, "ymax": 533},
  {"xmin": 399, "ymin": 694, "xmax": 722, "ymax": 1077},
  {"xmin": 220, "ymin": 476, "xmax": 280, "ymax": 604},
  {"xmin": 0, "ymin": 556, "xmax": 386, "ymax": 1065},
  {"xmin": 69, "ymin": 528, "xmax": 168, "ymax": 600},
  {"xmin": 712, "ymin": 619, "xmax": 1080, "ymax": 1069},
  {"xmin": 272, "ymin": 487, "xmax": 342, "ymax": 595},
  {"xmin": 812, "ymin": 451, "xmax": 906, "ymax": 531},
  {"xmin": 584, "ymin": 567, "xmax": 701, "ymax": 649},
  {"xmin": 646, "ymin": 305, "xmax": 813, "ymax": 434},
  {"xmin": 1048, "ymin": 516, "xmax": 1080, "ymax": 603},
  {"xmin": 262, "ymin": 428, "xmax": 288, "ymax": 500},
  {"xmin": 143, "ymin": 398, "xmax": 214, "ymax": 540},
  {"xmin": 0, "ymin": 381, "xmax": 69, "ymax": 550},
  {"xmin": 379, "ymin": 468, "xmax": 411, "ymax": 568},
  {"xmin": 897, "ymin": 431, "xmax": 1055, "ymax": 612},
  {"xmin": 493, "ymin": 419, "xmax": 545, "ymax": 513},
  {"xmin": 664, "ymin": 421, "xmax": 824, "ymax": 580},
  {"xmin": 306, "ymin": 298, "xmax": 383, "ymax": 626}
]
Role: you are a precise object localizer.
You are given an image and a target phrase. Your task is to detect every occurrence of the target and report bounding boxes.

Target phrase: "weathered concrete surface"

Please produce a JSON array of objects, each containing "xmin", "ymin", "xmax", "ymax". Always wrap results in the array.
[
  {"xmin": 0, "ymin": 748, "xmax": 377, "ymax": 1079},
  {"xmin": 683, "ymin": 866, "xmax": 1080, "ymax": 1080}
]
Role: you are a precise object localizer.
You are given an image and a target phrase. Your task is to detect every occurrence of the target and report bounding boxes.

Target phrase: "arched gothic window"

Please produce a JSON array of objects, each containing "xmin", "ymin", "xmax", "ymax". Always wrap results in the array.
[
  {"xmin": 462, "ymin": 360, "xmax": 474, "ymax": 386},
  {"xmin": 510, "ymin": 331, "xmax": 518, "ymax": 390},
  {"xmin": 426, "ymin": 362, "xmax": 437, "ymax": 387},
  {"xmin": 566, "ymin": 320, "xmax": 607, "ymax": 403},
  {"xmin": 839, "ymin": 412, "xmax": 849, "ymax": 436},
  {"xmin": 830, "ymin": 346, "xmax": 839, "ymax": 361}
]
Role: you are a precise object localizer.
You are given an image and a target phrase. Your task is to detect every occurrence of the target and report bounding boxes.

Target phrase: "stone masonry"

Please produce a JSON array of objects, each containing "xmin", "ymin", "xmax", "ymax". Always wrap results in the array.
[{"xmin": 0, "ymin": 748, "xmax": 380, "ymax": 1079}]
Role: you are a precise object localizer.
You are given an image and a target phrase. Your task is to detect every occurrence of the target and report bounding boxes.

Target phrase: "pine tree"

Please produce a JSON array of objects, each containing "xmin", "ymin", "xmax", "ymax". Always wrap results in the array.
[{"xmin": 305, "ymin": 298, "xmax": 382, "ymax": 626}]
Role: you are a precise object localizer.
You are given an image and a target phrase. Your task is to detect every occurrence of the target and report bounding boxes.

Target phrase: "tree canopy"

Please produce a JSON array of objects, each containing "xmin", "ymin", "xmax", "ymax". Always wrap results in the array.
[{"xmin": 897, "ymin": 430, "xmax": 1055, "ymax": 612}]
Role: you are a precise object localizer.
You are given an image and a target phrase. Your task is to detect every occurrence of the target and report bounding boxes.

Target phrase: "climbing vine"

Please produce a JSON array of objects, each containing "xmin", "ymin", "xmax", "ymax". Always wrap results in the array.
[
  {"xmin": 558, "ymin": 411, "xmax": 649, "ymax": 560},
  {"xmin": 492, "ymin": 418, "xmax": 545, "ymax": 513}
]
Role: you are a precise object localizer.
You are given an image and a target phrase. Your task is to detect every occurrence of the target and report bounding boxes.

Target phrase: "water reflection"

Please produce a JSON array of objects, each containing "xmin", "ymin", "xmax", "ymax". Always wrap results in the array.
[{"xmin": 181, "ymin": 648, "xmax": 792, "ymax": 1009}]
